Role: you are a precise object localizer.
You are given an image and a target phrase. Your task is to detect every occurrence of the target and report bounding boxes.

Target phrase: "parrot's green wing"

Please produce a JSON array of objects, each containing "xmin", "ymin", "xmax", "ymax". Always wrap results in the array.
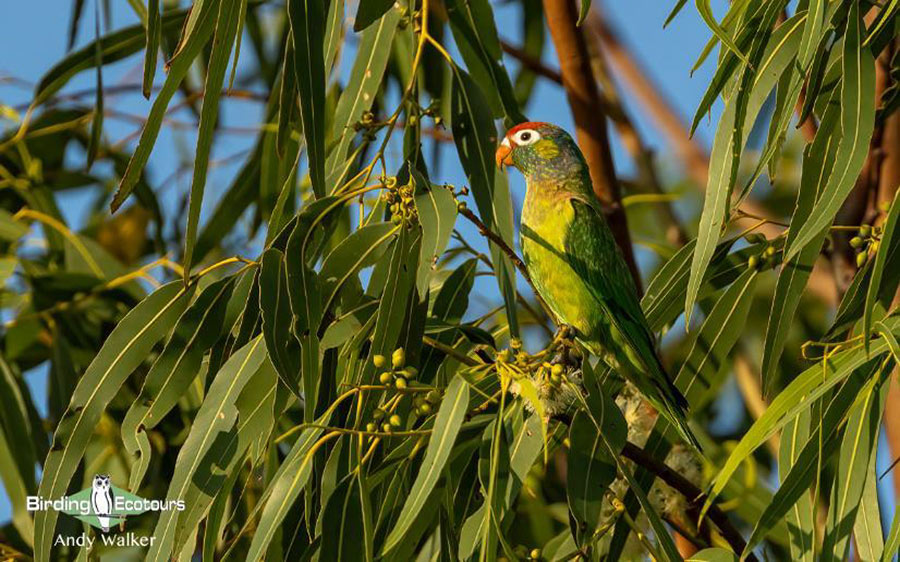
[{"xmin": 563, "ymin": 197, "xmax": 699, "ymax": 450}]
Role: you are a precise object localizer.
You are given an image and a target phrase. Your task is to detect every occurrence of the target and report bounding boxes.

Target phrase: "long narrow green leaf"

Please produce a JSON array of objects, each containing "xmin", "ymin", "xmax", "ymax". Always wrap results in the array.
[
  {"xmin": 743, "ymin": 363, "xmax": 876, "ymax": 556},
  {"xmin": 382, "ymin": 375, "xmax": 469, "ymax": 555},
  {"xmin": 354, "ymin": 0, "xmax": 394, "ymax": 31},
  {"xmin": 121, "ymin": 276, "xmax": 235, "ymax": 490},
  {"xmin": 685, "ymin": 15, "xmax": 803, "ymax": 323},
  {"xmin": 0, "ymin": 357, "xmax": 37, "ymax": 543},
  {"xmin": 146, "ymin": 336, "xmax": 268, "ymax": 559},
  {"xmin": 444, "ymin": 0, "xmax": 524, "ymax": 122},
  {"xmin": 86, "ymin": 0, "xmax": 103, "ymax": 169},
  {"xmin": 194, "ymin": 147, "xmax": 264, "ymax": 265},
  {"xmin": 182, "ymin": 0, "xmax": 241, "ymax": 275},
  {"xmin": 675, "ymin": 267, "xmax": 759, "ymax": 408},
  {"xmin": 287, "ymin": 0, "xmax": 326, "ymax": 198},
  {"xmin": 882, "ymin": 507, "xmax": 900, "ymax": 562},
  {"xmin": 243, "ymin": 423, "xmax": 328, "ymax": 560},
  {"xmin": 321, "ymin": 474, "xmax": 374, "ymax": 561},
  {"xmin": 451, "ymin": 65, "xmax": 519, "ymax": 335},
  {"xmin": 34, "ymin": 8, "xmax": 188, "ymax": 105},
  {"xmin": 853, "ymin": 447, "xmax": 885, "ymax": 562},
  {"xmin": 702, "ymin": 316, "xmax": 899, "ymax": 519},
  {"xmin": 567, "ymin": 411, "xmax": 619, "ymax": 540},
  {"xmin": 778, "ymin": 411, "xmax": 815, "ymax": 562},
  {"xmin": 326, "ymin": 7, "xmax": 400, "ymax": 186},
  {"xmin": 259, "ymin": 248, "xmax": 303, "ymax": 394},
  {"xmin": 865, "ymin": 188, "xmax": 900, "ymax": 348},
  {"xmin": 761, "ymin": 96, "xmax": 840, "ymax": 393},
  {"xmin": 414, "ymin": 178, "xmax": 458, "ymax": 295},
  {"xmin": 821, "ymin": 366, "xmax": 889, "ymax": 562},
  {"xmin": 784, "ymin": 2, "xmax": 877, "ymax": 262},
  {"xmin": 694, "ymin": 0, "xmax": 750, "ymax": 65},
  {"xmin": 142, "ymin": 0, "xmax": 161, "ymax": 98},
  {"xmin": 112, "ymin": 0, "xmax": 222, "ymax": 211},
  {"xmin": 34, "ymin": 281, "xmax": 192, "ymax": 562},
  {"xmin": 319, "ymin": 222, "xmax": 398, "ymax": 314}
]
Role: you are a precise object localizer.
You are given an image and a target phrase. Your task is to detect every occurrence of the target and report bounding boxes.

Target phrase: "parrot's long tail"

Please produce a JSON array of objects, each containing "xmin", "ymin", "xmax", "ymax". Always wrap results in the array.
[{"xmin": 646, "ymin": 376, "xmax": 702, "ymax": 452}]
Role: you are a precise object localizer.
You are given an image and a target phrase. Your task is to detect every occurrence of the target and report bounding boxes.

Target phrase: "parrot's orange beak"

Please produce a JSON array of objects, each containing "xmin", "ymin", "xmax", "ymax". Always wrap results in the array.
[{"xmin": 495, "ymin": 137, "xmax": 514, "ymax": 169}]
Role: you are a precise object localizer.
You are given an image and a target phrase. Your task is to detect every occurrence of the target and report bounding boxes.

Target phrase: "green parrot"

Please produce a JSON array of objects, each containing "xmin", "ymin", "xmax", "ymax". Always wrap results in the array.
[{"xmin": 495, "ymin": 121, "xmax": 700, "ymax": 450}]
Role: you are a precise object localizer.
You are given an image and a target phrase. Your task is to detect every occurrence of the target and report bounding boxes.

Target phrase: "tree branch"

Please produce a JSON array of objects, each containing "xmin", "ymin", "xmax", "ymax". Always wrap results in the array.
[
  {"xmin": 542, "ymin": 0, "xmax": 642, "ymax": 290},
  {"xmin": 586, "ymin": 7, "xmax": 838, "ymax": 307},
  {"xmin": 621, "ymin": 441, "xmax": 759, "ymax": 562}
]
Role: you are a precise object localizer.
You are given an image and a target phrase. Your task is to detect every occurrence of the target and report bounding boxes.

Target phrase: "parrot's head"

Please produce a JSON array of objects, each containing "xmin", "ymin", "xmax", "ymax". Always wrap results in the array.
[{"xmin": 495, "ymin": 122, "xmax": 585, "ymax": 179}]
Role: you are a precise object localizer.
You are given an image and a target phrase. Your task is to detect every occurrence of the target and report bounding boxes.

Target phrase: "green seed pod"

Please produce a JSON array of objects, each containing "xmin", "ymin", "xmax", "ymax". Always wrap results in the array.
[
  {"xmin": 391, "ymin": 214, "xmax": 402, "ymax": 225},
  {"xmin": 366, "ymin": 422, "xmax": 377, "ymax": 433},
  {"xmin": 457, "ymin": 201, "xmax": 467, "ymax": 212},
  {"xmin": 389, "ymin": 414, "xmax": 402, "ymax": 427},
  {"xmin": 850, "ymin": 236, "xmax": 864, "ymax": 248},
  {"xmin": 857, "ymin": 251, "xmax": 868, "ymax": 268},
  {"xmin": 748, "ymin": 255, "xmax": 759, "ymax": 270},
  {"xmin": 550, "ymin": 364, "xmax": 565, "ymax": 376},
  {"xmin": 530, "ymin": 548, "xmax": 542, "ymax": 560},
  {"xmin": 395, "ymin": 377, "xmax": 408, "ymax": 390},
  {"xmin": 549, "ymin": 373, "xmax": 561, "ymax": 385},
  {"xmin": 860, "ymin": 225, "xmax": 872, "ymax": 237},
  {"xmin": 379, "ymin": 372, "xmax": 393, "ymax": 385},
  {"xmin": 372, "ymin": 354, "xmax": 387, "ymax": 368},
  {"xmin": 764, "ymin": 245, "xmax": 776, "ymax": 257},
  {"xmin": 382, "ymin": 423, "xmax": 393, "ymax": 433},
  {"xmin": 419, "ymin": 402, "xmax": 432, "ymax": 415},
  {"xmin": 392, "ymin": 348, "xmax": 406, "ymax": 369},
  {"xmin": 426, "ymin": 390, "xmax": 441, "ymax": 404},
  {"xmin": 373, "ymin": 408, "xmax": 385, "ymax": 421},
  {"xmin": 405, "ymin": 366, "xmax": 419, "ymax": 379}
]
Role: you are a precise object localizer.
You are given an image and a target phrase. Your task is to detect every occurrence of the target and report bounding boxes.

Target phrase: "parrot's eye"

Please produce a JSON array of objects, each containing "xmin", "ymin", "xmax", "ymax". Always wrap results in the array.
[{"xmin": 512, "ymin": 129, "xmax": 541, "ymax": 146}]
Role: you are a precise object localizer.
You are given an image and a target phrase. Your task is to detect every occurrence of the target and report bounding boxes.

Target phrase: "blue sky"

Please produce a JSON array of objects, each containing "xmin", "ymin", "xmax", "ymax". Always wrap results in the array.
[{"xmin": 1, "ymin": 0, "xmax": 895, "ymax": 548}]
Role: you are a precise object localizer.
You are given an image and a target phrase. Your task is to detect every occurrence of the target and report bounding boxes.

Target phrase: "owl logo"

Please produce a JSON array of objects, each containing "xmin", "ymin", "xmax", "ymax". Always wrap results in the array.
[{"xmin": 90, "ymin": 474, "xmax": 114, "ymax": 532}]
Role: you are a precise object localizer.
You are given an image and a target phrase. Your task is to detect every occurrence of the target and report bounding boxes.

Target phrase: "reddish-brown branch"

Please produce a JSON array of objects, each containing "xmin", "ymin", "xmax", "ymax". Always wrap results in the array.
[
  {"xmin": 621, "ymin": 442, "xmax": 758, "ymax": 562},
  {"xmin": 542, "ymin": 0, "xmax": 641, "ymax": 290},
  {"xmin": 499, "ymin": 40, "xmax": 563, "ymax": 84},
  {"xmin": 872, "ymin": 35, "xmax": 900, "ymax": 502}
]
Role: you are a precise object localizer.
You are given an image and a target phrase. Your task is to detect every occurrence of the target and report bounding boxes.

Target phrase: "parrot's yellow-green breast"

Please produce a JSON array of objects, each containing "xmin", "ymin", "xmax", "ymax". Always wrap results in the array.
[{"xmin": 520, "ymin": 192, "xmax": 598, "ymax": 339}]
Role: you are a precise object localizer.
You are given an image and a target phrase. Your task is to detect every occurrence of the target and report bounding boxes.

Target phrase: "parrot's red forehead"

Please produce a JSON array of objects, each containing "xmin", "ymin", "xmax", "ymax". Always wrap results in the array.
[{"xmin": 506, "ymin": 121, "xmax": 550, "ymax": 136}]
